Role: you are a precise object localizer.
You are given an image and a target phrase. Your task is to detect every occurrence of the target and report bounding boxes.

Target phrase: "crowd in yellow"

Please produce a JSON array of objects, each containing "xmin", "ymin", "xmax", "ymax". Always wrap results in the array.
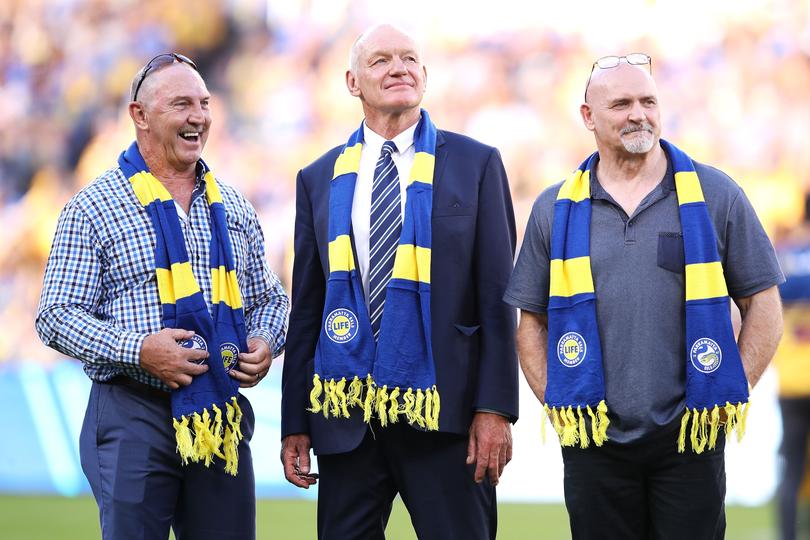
[{"xmin": 1, "ymin": 0, "xmax": 810, "ymax": 366}]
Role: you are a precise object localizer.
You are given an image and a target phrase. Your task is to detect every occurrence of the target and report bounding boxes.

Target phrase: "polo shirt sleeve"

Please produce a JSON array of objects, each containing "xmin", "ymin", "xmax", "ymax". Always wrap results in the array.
[
  {"xmin": 721, "ymin": 182, "xmax": 785, "ymax": 298},
  {"xmin": 503, "ymin": 186, "xmax": 559, "ymax": 313}
]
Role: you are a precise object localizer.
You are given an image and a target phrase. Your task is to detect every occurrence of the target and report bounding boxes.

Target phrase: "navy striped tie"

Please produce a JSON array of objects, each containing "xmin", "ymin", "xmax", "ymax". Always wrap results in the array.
[{"xmin": 369, "ymin": 140, "xmax": 401, "ymax": 340}]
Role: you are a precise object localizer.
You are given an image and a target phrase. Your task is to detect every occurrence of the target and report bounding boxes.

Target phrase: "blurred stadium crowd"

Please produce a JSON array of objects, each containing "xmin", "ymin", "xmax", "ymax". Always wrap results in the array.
[{"xmin": 1, "ymin": 0, "xmax": 810, "ymax": 366}]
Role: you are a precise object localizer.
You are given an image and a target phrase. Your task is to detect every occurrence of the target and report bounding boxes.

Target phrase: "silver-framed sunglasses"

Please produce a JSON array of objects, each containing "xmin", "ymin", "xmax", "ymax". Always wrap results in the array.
[{"xmin": 584, "ymin": 53, "xmax": 652, "ymax": 101}]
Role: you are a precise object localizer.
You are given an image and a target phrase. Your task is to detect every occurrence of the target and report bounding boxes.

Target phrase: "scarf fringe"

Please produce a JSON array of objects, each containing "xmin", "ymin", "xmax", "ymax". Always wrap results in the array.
[
  {"xmin": 676, "ymin": 401, "xmax": 749, "ymax": 453},
  {"xmin": 309, "ymin": 375, "xmax": 440, "ymax": 430},
  {"xmin": 172, "ymin": 397, "xmax": 243, "ymax": 476},
  {"xmin": 543, "ymin": 400, "xmax": 610, "ymax": 448}
]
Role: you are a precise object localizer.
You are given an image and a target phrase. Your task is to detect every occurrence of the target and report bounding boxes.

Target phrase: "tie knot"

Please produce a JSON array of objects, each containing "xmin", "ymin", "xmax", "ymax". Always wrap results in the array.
[{"xmin": 381, "ymin": 141, "xmax": 397, "ymax": 157}]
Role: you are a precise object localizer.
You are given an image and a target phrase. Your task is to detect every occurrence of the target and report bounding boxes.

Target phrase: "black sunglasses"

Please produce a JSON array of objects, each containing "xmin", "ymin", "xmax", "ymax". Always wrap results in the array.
[
  {"xmin": 131, "ymin": 53, "xmax": 198, "ymax": 101},
  {"xmin": 584, "ymin": 53, "xmax": 652, "ymax": 102}
]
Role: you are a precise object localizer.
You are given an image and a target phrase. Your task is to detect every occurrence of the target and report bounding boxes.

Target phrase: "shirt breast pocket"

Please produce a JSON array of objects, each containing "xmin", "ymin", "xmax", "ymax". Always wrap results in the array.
[
  {"xmin": 226, "ymin": 222, "xmax": 250, "ymax": 280},
  {"xmin": 657, "ymin": 232, "xmax": 684, "ymax": 274}
]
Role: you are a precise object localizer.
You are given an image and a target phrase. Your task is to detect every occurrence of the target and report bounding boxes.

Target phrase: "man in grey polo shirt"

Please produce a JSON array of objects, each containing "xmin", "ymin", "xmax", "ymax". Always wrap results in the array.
[{"xmin": 505, "ymin": 55, "xmax": 784, "ymax": 539}]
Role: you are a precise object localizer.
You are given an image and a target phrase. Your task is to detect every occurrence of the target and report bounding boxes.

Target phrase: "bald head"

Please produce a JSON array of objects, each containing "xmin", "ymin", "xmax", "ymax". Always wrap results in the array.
[
  {"xmin": 585, "ymin": 62, "xmax": 658, "ymax": 105},
  {"xmin": 348, "ymin": 23, "xmax": 421, "ymax": 74}
]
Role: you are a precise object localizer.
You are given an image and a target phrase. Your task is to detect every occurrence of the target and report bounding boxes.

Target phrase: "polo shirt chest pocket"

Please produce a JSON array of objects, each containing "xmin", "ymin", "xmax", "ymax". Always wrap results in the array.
[{"xmin": 657, "ymin": 232, "xmax": 684, "ymax": 274}]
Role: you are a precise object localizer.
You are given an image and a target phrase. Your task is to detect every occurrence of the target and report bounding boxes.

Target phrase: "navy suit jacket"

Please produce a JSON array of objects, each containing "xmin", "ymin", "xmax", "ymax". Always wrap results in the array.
[{"xmin": 281, "ymin": 129, "xmax": 519, "ymax": 455}]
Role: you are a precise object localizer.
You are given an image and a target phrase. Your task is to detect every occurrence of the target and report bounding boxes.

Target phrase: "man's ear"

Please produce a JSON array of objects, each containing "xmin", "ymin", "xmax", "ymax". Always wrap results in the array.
[
  {"xmin": 580, "ymin": 103, "xmax": 595, "ymax": 132},
  {"xmin": 346, "ymin": 70, "xmax": 361, "ymax": 97},
  {"xmin": 129, "ymin": 101, "xmax": 148, "ymax": 130}
]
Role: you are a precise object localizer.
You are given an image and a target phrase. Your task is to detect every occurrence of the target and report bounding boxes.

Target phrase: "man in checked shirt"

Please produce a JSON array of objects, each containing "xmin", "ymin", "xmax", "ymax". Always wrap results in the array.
[{"xmin": 35, "ymin": 53, "xmax": 289, "ymax": 540}]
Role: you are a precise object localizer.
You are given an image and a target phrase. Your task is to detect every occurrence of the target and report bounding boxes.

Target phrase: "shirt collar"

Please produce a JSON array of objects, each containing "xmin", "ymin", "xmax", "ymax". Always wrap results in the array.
[
  {"xmin": 589, "ymin": 152, "xmax": 675, "ymax": 201},
  {"xmin": 362, "ymin": 117, "xmax": 418, "ymax": 155}
]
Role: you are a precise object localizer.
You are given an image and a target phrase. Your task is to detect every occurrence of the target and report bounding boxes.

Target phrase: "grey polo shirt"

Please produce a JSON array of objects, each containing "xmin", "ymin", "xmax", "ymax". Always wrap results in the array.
[{"xmin": 505, "ymin": 156, "xmax": 784, "ymax": 443}]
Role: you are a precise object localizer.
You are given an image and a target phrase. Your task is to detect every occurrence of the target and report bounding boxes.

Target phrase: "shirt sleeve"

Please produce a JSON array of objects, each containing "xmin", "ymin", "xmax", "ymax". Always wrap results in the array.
[
  {"xmin": 35, "ymin": 199, "xmax": 147, "ymax": 367},
  {"xmin": 503, "ymin": 189, "xmax": 556, "ymax": 313},
  {"xmin": 722, "ymin": 186, "xmax": 785, "ymax": 297},
  {"xmin": 238, "ymin": 202, "xmax": 290, "ymax": 358}
]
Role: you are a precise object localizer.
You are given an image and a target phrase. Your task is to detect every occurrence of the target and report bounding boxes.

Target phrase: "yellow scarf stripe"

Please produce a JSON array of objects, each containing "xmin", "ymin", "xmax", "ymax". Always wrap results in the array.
[
  {"xmin": 391, "ymin": 244, "xmax": 431, "ymax": 284},
  {"xmin": 328, "ymin": 235, "xmax": 356, "ymax": 272},
  {"xmin": 408, "ymin": 151, "xmax": 435, "ymax": 186},
  {"xmin": 684, "ymin": 262, "xmax": 729, "ymax": 301},
  {"xmin": 204, "ymin": 171, "xmax": 223, "ymax": 204},
  {"xmin": 130, "ymin": 171, "xmax": 172, "ymax": 205},
  {"xmin": 333, "ymin": 143, "xmax": 363, "ymax": 177},
  {"xmin": 673, "ymin": 171, "xmax": 704, "ymax": 205},
  {"xmin": 211, "ymin": 266, "xmax": 243, "ymax": 309},
  {"xmin": 556, "ymin": 169, "xmax": 590, "ymax": 203},
  {"xmin": 156, "ymin": 263, "xmax": 200, "ymax": 304},
  {"xmin": 549, "ymin": 257, "xmax": 595, "ymax": 298}
]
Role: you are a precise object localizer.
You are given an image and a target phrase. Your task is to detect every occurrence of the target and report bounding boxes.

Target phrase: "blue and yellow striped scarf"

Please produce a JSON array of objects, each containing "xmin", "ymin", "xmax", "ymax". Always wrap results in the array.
[
  {"xmin": 119, "ymin": 142, "xmax": 247, "ymax": 474},
  {"xmin": 546, "ymin": 139, "xmax": 749, "ymax": 453},
  {"xmin": 308, "ymin": 110, "xmax": 440, "ymax": 430}
]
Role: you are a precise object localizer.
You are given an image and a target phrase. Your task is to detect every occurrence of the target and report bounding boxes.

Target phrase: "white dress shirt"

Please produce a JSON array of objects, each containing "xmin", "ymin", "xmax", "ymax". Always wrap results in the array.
[{"xmin": 352, "ymin": 120, "xmax": 418, "ymax": 304}]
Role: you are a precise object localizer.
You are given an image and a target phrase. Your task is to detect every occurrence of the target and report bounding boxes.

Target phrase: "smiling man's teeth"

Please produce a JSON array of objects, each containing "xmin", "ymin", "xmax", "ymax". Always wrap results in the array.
[{"xmin": 180, "ymin": 132, "xmax": 200, "ymax": 140}]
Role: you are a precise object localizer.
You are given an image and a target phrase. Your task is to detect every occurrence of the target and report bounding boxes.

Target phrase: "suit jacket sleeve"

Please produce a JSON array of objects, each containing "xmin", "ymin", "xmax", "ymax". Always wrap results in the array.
[
  {"xmin": 472, "ymin": 148, "xmax": 519, "ymax": 421},
  {"xmin": 281, "ymin": 169, "xmax": 325, "ymax": 439}
]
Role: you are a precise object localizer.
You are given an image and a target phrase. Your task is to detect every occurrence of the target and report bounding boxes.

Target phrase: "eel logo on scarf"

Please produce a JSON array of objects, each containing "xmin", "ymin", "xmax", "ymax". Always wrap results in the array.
[
  {"xmin": 307, "ymin": 109, "xmax": 440, "ymax": 430},
  {"xmin": 545, "ymin": 139, "xmax": 749, "ymax": 453},
  {"xmin": 118, "ymin": 142, "xmax": 247, "ymax": 475}
]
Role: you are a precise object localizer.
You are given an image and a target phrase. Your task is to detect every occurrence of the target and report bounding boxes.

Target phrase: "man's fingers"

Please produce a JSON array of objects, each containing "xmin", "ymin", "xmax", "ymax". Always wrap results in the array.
[
  {"xmin": 474, "ymin": 449, "xmax": 489, "ymax": 483},
  {"xmin": 298, "ymin": 445, "xmax": 311, "ymax": 474},
  {"xmin": 488, "ymin": 452, "xmax": 500, "ymax": 485},
  {"xmin": 167, "ymin": 328, "xmax": 195, "ymax": 340},
  {"xmin": 466, "ymin": 432, "xmax": 477, "ymax": 465}
]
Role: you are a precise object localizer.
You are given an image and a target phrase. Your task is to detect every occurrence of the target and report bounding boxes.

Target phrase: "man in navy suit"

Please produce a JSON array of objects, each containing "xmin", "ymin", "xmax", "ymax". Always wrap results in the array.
[{"xmin": 280, "ymin": 24, "xmax": 519, "ymax": 540}]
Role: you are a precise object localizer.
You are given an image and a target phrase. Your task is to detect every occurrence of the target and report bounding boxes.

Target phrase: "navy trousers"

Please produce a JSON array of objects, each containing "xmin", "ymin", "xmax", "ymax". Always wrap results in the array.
[
  {"xmin": 79, "ymin": 378, "xmax": 256, "ymax": 540},
  {"xmin": 561, "ymin": 418, "xmax": 726, "ymax": 540},
  {"xmin": 316, "ymin": 421, "xmax": 497, "ymax": 540}
]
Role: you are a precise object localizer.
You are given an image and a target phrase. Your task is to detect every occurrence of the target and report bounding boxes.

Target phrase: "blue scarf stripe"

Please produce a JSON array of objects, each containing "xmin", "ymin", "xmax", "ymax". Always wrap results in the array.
[
  {"xmin": 550, "ymin": 200, "xmax": 592, "ymax": 261},
  {"xmin": 680, "ymin": 205, "xmax": 725, "ymax": 265}
]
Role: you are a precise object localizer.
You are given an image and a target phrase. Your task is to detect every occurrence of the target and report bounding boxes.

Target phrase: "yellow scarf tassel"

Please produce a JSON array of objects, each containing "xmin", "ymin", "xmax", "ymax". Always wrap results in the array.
[
  {"xmin": 363, "ymin": 376, "xmax": 376, "ymax": 423},
  {"xmin": 595, "ymin": 400, "xmax": 610, "ymax": 443},
  {"xmin": 387, "ymin": 387, "xmax": 401, "ymax": 424},
  {"xmin": 586, "ymin": 405, "xmax": 601, "ymax": 446},
  {"xmin": 550, "ymin": 407, "xmax": 564, "ymax": 438},
  {"xmin": 429, "ymin": 386, "xmax": 441, "ymax": 430},
  {"xmin": 413, "ymin": 389, "xmax": 426, "ymax": 429},
  {"xmin": 174, "ymin": 415, "xmax": 194, "ymax": 465},
  {"xmin": 347, "ymin": 375, "xmax": 364, "ymax": 408},
  {"xmin": 708, "ymin": 406, "xmax": 721, "ymax": 450},
  {"xmin": 677, "ymin": 408, "xmax": 691, "ymax": 453},
  {"xmin": 402, "ymin": 388, "xmax": 416, "ymax": 423},
  {"xmin": 376, "ymin": 385, "xmax": 389, "ymax": 427},
  {"xmin": 334, "ymin": 377, "xmax": 349, "ymax": 418},
  {"xmin": 577, "ymin": 406, "xmax": 589, "ymax": 449},
  {"xmin": 307, "ymin": 374, "xmax": 323, "ymax": 413}
]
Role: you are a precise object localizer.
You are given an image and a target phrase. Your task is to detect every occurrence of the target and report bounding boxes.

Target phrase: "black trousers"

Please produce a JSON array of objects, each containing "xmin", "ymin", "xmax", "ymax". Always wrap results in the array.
[
  {"xmin": 778, "ymin": 397, "xmax": 810, "ymax": 540},
  {"xmin": 561, "ymin": 419, "xmax": 726, "ymax": 540},
  {"xmin": 316, "ymin": 421, "xmax": 496, "ymax": 540}
]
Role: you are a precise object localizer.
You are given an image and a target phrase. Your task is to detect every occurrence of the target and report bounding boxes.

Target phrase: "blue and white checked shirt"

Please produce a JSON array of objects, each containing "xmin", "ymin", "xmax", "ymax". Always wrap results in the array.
[{"xmin": 36, "ymin": 164, "xmax": 290, "ymax": 390}]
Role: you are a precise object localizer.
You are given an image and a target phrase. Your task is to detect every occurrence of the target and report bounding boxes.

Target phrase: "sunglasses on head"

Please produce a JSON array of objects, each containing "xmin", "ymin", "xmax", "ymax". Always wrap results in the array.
[
  {"xmin": 584, "ymin": 53, "xmax": 652, "ymax": 102},
  {"xmin": 131, "ymin": 53, "xmax": 198, "ymax": 101}
]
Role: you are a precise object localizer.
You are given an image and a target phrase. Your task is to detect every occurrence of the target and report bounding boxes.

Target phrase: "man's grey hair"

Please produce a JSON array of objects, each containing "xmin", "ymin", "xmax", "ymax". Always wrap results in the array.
[{"xmin": 347, "ymin": 23, "xmax": 423, "ymax": 74}]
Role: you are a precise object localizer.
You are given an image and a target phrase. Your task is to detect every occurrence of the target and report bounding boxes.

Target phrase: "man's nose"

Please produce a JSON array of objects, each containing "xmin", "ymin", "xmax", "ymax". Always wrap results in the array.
[
  {"xmin": 188, "ymin": 102, "xmax": 206, "ymax": 123},
  {"xmin": 389, "ymin": 56, "xmax": 407, "ymax": 75},
  {"xmin": 628, "ymin": 101, "xmax": 646, "ymax": 122}
]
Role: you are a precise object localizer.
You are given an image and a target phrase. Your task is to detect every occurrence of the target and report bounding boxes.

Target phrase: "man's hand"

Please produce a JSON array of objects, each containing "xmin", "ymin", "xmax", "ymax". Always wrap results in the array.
[
  {"xmin": 281, "ymin": 434, "xmax": 317, "ymax": 489},
  {"xmin": 139, "ymin": 328, "xmax": 209, "ymax": 389},
  {"xmin": 230, "ymin": 337, "xmax": 272, "ymax": 388},
  {"xmin": 466, "ymin": 412, "xmax": 513, "ymax": 486}
]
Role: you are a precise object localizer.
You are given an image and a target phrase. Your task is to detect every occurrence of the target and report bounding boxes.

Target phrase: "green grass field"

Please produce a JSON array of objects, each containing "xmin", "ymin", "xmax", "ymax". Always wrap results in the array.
[{"xmin": 0, "ymin": 496, "xmax": 778, "ymax": 539}]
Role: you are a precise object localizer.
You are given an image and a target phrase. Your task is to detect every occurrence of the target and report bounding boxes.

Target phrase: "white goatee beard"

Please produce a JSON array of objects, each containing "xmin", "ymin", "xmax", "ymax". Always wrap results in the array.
[{"xmin": 620, "ymin": 126, "xmax": 655, "ymax": 154}]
